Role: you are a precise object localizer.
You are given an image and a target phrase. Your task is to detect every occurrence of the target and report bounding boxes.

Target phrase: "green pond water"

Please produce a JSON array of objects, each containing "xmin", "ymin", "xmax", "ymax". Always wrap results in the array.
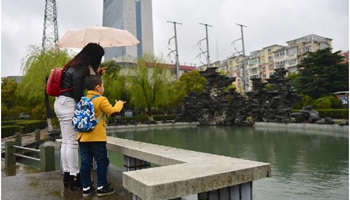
[{"xmin": 106, "ymin": 126, "xmax": 348, "ymax": 200}]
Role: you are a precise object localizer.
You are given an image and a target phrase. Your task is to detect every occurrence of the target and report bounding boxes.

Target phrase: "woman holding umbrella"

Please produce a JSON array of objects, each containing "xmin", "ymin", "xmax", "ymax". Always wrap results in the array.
[{"xmin": 54, "ymin": 43, "xmax": 106, "ymax": 191}]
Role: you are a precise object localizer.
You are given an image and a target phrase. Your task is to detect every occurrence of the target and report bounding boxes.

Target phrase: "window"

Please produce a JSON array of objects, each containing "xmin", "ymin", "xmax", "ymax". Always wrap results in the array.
[
  {"xmin": 269, "ymin": 64, "xmax": 274, "ymax": 69},
  {"xmin": 275, "ymin": 51, "xmax": 285, "ymax": 57},
  {"xmin": 268, "ymin": 56, "xmax": 272, "ymax": 61},
  {"xmin": 268, "ymin": 48, "xmax": 271, "ymax": 53},
  {"xmin": 288, "ymin": 59, "xmax": 297, "ymax": 65},
  {"xmin": 304, "ymin": 46, "xmax": 311, "ymax": 53},
  {"xmin": 288, "ymin": 48, "xmax": 297, "ymax": 55}
]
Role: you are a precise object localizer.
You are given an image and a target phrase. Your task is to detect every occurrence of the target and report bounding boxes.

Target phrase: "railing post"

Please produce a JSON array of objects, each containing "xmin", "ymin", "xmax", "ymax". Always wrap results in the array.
[
  {"xmin": 15, "ymin": 132, "xmax": 22, "ymax": 146},
  {"xmin": 5, "ymin": 141, "xmax": 16, "ymax": 166},
  {"xmin": 124, "ymin": 155, "xmax": 151, "ymax": 200},
  {"xmin": 40, "ymin": 146, "xmax": 55, "ymax": 172},
  {"xmin": 35, "ymin": 129, "xmax": 40, "ymax": 142},
  {"xmin": 123, "ymin": 155, "xmax": 151, "ymax": 172}
]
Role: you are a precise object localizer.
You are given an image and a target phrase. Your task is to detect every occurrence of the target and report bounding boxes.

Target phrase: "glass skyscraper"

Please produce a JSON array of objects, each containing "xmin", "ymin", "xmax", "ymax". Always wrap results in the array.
[{"xmin": 103, "ymin": 0, "xmax": 154, "ymax": 62}]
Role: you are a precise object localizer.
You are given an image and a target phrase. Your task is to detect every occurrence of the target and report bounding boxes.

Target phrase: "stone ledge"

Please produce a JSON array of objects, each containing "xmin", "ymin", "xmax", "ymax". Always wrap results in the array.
[
  {"xmin": 106, "ymin": 122, "xmax": 199, "ymax": 130},
  {"xmin": 106, "ymin": 137, "xmax": 270, "ymax": 200},
  {"xmin": 254, "ymin": 122, "xmax": 349, "ymax": 133}
]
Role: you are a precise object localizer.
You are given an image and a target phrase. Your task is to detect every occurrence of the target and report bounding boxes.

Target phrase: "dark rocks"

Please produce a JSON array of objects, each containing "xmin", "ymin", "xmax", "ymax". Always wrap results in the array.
[
  {"xmin": 175, "ymin": 67, "xmax": 301, "ymax": 126},
  {"xmin": 291, "ymin": 105, "xmax": 336, "ymax": 124}
]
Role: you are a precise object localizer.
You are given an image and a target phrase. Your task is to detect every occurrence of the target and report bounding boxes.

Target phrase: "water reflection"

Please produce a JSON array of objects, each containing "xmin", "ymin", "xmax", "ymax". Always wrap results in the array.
[{"xmin": 108, "ymin": 126, "xmax": 349, "ymax": 200}]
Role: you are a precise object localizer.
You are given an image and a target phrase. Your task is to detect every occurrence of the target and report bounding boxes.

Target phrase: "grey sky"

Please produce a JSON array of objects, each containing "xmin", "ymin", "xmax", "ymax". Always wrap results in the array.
[{"xmin": 1, "ymin": 0, "xmax": 349, "ymax": 77}]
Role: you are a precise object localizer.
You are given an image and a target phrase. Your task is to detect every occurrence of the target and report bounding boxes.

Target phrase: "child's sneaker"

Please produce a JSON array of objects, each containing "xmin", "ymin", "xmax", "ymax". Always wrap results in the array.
[
  {"xmin": 97, "ymin": 183, "xmax": 116, "ymax": 197},
  {"xmin": 82, "ymin": 185, "xmax": 96, "ymax": 197}
]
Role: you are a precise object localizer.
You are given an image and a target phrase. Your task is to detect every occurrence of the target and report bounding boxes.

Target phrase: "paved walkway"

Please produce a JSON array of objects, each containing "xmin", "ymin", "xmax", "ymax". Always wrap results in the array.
[
  {"xmin": 1, "ymin": 161, "xmax": 132, "ymax": 200},
  {"xmin": 1, "ymin": 128, "xmax": 131, "ymax": 200}
]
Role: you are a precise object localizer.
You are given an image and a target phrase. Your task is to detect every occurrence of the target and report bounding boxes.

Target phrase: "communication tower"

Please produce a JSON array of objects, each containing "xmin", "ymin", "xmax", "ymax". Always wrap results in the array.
[{"xmin": 42, "ymin": 0, "xmax": 58, "ymax": 50}]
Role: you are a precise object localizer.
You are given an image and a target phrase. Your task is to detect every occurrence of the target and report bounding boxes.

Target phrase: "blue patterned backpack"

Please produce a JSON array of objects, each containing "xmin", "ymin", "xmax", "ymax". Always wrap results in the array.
[{"xmin": 72, "ymin": 95, "xmax": 103, "ymax": 132}]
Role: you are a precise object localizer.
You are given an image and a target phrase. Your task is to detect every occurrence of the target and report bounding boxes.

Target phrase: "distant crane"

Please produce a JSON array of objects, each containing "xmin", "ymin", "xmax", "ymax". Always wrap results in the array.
[{"xmin": 42, "ymin": 0, "xmax": 58, "ymax": 51}]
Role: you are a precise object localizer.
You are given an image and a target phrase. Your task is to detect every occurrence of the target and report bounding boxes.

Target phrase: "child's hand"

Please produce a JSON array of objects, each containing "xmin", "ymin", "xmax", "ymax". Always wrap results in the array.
[
  {"xmin": 97, "ymin": 66, "xmax": 108, "ymax": 75},
  {"xmin": 115, "ymin": 100, "xmax": 126, "ymax": 104}
]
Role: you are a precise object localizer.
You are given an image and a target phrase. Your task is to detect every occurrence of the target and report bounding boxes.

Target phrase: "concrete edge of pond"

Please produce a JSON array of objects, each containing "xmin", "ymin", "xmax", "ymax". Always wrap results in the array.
[
  {"xmin": 254, "ymin": 122, "xmax": 349, "ymax": 133},
  {"xmin": 106, "ymin": 137, "xmax": 271, "ymax": 200}
]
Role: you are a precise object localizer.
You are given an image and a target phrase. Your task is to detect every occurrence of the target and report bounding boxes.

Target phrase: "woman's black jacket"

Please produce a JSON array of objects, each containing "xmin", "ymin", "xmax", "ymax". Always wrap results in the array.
[{"xmin": 60, "ymin": 65, "xmax": 90, "ymax": 103}]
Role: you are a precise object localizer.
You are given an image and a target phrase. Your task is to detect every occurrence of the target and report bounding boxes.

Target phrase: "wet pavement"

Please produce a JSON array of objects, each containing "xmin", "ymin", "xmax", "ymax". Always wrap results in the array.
[
  {"xmin": 1, "ymin": 129, "xmax": 132, "ymax": 200},
  {"xmin": 1, "ymin": 161, "xmax": 132, "ymax": 200}
]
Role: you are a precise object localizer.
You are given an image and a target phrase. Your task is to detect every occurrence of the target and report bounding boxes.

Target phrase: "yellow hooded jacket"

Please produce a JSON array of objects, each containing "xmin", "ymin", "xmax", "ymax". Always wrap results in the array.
[{"xmin": 77, "ymin": 90, "xmax": 124, "ymax": 142}]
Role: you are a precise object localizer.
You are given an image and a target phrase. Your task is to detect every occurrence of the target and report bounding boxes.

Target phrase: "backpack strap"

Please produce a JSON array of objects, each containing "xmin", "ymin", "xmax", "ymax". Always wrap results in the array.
[
  {"xmin": 88, "ymin": 95, "xmax": 105, "ymax": 123},
  {"xmin": 60, "ymin": 65, "xmax": 73, "ymax": 93}
]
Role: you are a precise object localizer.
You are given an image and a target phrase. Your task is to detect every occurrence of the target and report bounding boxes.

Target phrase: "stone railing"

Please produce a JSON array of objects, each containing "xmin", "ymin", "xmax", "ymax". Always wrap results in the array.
[{"xmin": 106, "ymin": 137, "xmax": 271, "ymax": 200}]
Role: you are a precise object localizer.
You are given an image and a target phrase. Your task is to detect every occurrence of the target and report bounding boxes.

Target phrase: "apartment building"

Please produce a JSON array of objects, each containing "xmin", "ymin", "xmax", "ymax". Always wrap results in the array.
[
  {"xmin": 246, "ymin": 34, "xmax": 333, "ymax": 91},
  {"xmin": 226, "ymin": 55, "xmax": 246, "ymax": 92}
]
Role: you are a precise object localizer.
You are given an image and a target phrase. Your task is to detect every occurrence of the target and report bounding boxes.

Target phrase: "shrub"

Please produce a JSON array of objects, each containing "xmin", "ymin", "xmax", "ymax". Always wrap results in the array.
[
  {"xmin": 15, "ymin": 120, "xmax": 47, "ymax": 133},
  {"xmin": 135, "ymin": 113, "xmax": 149, "ymax": 122},
  {"xmin": 317, "ymin": 109, "xmax": 349, "ymax": 119},
  {"xmin": 327, "ymin": 96, "xmax": 343, "ymax": 109},
  {"xmin": 313, "ymin": 97, "xmax": 332, "ymax": 109},
  {"xmin": 1, "ymin": 126, "xmax": 21, "ymax": 138},
  {"xmin": 293, "ymin": 95, "xmax": 314, "ymax": 109},
  {"xmin": 153, "ymin": 115, "xmax": 177, "ymax": 121}
]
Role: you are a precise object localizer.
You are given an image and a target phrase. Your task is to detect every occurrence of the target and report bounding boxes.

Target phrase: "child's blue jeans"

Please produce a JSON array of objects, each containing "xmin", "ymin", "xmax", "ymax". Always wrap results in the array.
[{"xmin": 79, "ymin": 142, "xmax": 109, "ymax": 188}]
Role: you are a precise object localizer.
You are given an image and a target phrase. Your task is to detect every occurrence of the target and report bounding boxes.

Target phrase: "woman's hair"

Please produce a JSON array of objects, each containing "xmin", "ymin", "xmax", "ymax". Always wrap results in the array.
[
  {"xmin": 84, "ymin": 75, "xmax": 102, "ymax": 90},
  {"xmin": 66, "ymin": 43, "xmax": 105, "ymax": 71}
]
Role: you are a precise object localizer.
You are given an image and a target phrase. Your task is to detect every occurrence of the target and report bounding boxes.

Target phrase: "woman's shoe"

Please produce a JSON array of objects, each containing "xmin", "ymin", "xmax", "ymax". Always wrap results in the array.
[
  {"xmin": 69, "ymin": 174, "xmax": 82, "ymax": 191},
  {"xmin": 63, "ymin": 172, "xmax": 70, "ymax": 187}
]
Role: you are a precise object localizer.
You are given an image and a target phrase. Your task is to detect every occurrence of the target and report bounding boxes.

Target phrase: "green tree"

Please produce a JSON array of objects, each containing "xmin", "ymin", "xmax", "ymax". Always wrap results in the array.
[
  {"xmin": 17, "ymin": 46, "xmax": 71, "ymax": 104},
  {"xmin": 126, "ymin": 55, "xmax": 173, "ymax": 120},
  {"xmin": 1, "ymin": 78, "xmax": 19, "ymax": 109},
  {"xmin": 173, "ymin": 70, "xmax": 206, "ymax": 104},
  {"xmin": 16, "ymin": 45, "xmax": 71, "ymax": 128},
  {"xmin": 1, "ymin": 78, "xmax": 21, "ymax": 119},
  {"xmin": 293, "ymin": 48, "xmax": 348, "ymax": 99},
  {"xmin": 101, "ymin": 60, "xmax": 125, "ymax": 103}
]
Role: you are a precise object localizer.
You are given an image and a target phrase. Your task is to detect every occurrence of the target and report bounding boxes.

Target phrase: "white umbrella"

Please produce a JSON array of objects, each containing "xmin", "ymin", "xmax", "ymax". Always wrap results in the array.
[{"xmin": 57, "ymin": 25, "xmax": 139, "ymax": 48}]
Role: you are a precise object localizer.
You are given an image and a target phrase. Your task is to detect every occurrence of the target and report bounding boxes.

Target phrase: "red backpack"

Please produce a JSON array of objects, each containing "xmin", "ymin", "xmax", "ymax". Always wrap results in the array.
[{"xmin": 46, "ymin": 65, "xmax": 73, "ymax": 96}]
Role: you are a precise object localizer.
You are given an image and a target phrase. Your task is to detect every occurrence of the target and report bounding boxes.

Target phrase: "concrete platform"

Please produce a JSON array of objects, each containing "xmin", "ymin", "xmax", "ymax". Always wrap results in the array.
[
  {"xmin": 1, "ymin": 161, "xmax": 132, "ymax": 200},
  {"xmin": 107, "ymin": 137, "xmax": 271, "ymax": 200}
]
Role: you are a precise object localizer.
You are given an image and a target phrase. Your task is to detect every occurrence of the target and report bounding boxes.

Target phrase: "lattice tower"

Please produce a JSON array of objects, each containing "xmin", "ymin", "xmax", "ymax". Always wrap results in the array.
[{"xmin": 42, "ymin": 0, "xmax": 58, "ymax": 50}]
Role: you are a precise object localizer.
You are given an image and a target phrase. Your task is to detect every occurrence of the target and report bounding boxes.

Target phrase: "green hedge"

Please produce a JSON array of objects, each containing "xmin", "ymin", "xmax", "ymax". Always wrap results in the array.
[
  {"xmin": 316, "ymin": 109, "xmax": 349, "ymax": 119},
  {"xmin": 1, "ymin": 120, "xmax": 20, "ymax": 126},
  {"xmin": 1, "ymin": 120, "xmax": 47, "ymax": 138},
  {"xmin": 153, "ymin": 115, "xmax": 177, "ymax": 121},
  {"xmin": 292, "ymin": 109, "xmax": 349, "ymax": 119},
  {"xmin": 1, "ymin": 126, "xmax": 21, "ymax": 138}
]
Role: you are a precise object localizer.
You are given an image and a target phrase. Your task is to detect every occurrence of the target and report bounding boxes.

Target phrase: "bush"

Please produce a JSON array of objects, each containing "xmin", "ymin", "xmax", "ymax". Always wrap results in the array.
[
  {"xmin": 135, "ymin": 113, "xmax": 149, "ymax": 122},
  {"xmin": 317, "ymin": 109, "xmax": 349, "ymax": 119},
  {"xmin": 327, "ymin": 96, "xmax": 343, "ymax": 109},
  {"xmin": 16, "ymin": 120, "xmax": 47, "ymax": 133},
  {"xmin": 153, "ymin": 115, "xmax": 177, "ymax": 121},
  {"xmin": 1, "ymin": 126, "xmax": 21, "ymax": 138},
  {"xmin": 1, "ymin": 120, "xmax": 19, "ymax": 126},
  {"xmin": 1, "ymin": 120, "xmax": 47, "ymax": 136},
  {"xmin": 313, "ymin": 97, "xmax": 332, "ymax": 109},
  {"xmin": 294, "ymin": 95, "xmax": 314, "ymax": 109}
]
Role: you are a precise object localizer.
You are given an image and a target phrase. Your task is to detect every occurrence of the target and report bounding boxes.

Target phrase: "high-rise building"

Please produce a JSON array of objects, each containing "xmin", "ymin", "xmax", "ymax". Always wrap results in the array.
[{"xmin": 103, "ymin": 0, "xmax": 154, "ymax": 62}]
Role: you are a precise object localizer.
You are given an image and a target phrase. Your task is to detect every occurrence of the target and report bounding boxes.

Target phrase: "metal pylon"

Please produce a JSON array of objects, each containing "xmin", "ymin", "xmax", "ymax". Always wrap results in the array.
[{"xmin": 42, "ymin": 0, "xmax": 58, "ymax": 51}]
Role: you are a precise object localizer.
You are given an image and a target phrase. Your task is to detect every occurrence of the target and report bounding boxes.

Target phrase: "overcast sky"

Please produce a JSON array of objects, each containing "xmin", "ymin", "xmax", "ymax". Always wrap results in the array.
[{"xmin": 1, "ymin": 0, "xmax": 349, "ymax": 77}]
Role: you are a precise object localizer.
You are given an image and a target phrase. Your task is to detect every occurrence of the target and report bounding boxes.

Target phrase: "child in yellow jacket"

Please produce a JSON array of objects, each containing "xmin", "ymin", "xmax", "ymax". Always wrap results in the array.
[{"xmin": 78, "ymin": 75, "xmax": 124, "ymax": 197}]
